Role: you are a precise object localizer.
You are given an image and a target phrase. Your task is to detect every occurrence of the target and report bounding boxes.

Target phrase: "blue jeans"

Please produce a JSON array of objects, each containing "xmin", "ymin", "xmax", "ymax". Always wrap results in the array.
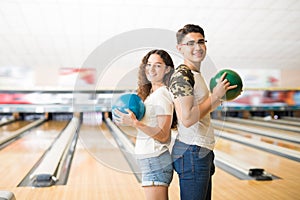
[{"xmin": 172, "ymin": 140, "xmax": 215, "ymax": 200}]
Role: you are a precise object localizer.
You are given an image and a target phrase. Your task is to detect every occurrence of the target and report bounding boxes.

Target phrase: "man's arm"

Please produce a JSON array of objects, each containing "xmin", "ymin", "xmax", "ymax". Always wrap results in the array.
[
  {"xmin": 172, "ymin": 72, "xmax": 236, "ymax": 128},
  {"xmin": 173, "ymin": 93, "xmax": 222, "ymax": 127}
]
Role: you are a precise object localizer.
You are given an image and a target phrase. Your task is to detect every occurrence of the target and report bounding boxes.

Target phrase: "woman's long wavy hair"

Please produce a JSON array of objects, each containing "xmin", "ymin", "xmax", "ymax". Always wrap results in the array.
[{"xmin": 137, "ymin": 49, "xmax": 177, "ymax": 129}]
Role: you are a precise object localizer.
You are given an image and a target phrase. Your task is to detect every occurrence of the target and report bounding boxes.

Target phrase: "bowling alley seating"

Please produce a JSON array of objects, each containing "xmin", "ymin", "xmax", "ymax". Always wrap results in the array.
[{"xmin": 0, "ymin": 191, "xmax": 15, "ymax": 200}]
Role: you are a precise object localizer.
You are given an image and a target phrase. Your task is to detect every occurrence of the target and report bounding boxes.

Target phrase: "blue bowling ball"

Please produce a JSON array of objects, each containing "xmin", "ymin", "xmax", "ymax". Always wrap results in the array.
[{"xmin": 112, "ymin": 93, "xmax": 145, "ymax": 120}]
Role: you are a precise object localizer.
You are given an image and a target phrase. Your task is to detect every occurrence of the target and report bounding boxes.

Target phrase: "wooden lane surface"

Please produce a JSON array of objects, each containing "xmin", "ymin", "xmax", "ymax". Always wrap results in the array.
[
  {"xmin": 215, "ymin": 119, "xmax": 300, "ymax": 141},
  {"xmin": 1, "ymin": 123, "xmax": 142, "ymax": 200},
  {"xmin": 238, "ymin": 123, "xmax": 300, "ymax": 139},
  {"xmin": 227, "ymin": 117, "xmax": 300, "ymax": 132},
  {"xmin": 213, "ymin": 137, "xmax": 300, "ymax": 199},
  {"xmin": 0, "ymin": 121, "xmax": 32, "ymax": 137},
  {"xmin": 253, "ymin": 118, "xmax": 300, "ymax": 127},
  {"xmin": 218, "ymin": 126, "xmax": 300, "ymax": 151},
  {"xmin": 7, "ymin": 180, "xmax": 180, "ymax": 200},
  {"xmin": 5, "ymin": 121, "xmax": 298, "ymax": 199},
  {"xmin": 61, "ymin": 123, "xmax": 145, "ymax": 199},
  {"xmin": 215, "ymin": 136, "xmax": 300, "ymax": 179},
  {"xmin": 1, "ymin": 122, "xmax": 178, "ymax": 200},
  {"xmin": 0, "ymin": 120, "xmax": 68, "ymax": 187},
  {"xmin": 213, "ymin": 167, "xmax": 299, "ymax": 200}
]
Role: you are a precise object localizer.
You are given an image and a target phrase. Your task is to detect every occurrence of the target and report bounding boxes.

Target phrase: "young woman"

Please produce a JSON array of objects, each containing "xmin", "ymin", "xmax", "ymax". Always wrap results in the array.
[{"xmin": 113, "ymin": 49, "xmax": 175, "ymax": 200}]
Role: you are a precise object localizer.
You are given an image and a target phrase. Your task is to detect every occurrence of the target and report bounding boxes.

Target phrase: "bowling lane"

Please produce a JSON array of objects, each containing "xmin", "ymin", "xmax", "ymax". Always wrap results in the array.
[
  {"xmin": 67, "ymin": 123, "xmax": 145, "ymax": 199},
  {"xmin": 0, "ymin": 120, "xmax": 68, "ymax": 187},
  {"xmin": 283, "ymin": 116, "xmax": 300, "ymax": 122},
  {"xmin": 215, "ymin": 137, "xmax": 300, "ymax": 180},
  {"xmin": 117, "ymin": 126, "xmax": 137, "ymax": 144},
  {"xmin": 0, "ymin": 121, "xmax": 32, "ymax": 138},
  {"xmin": 213, "ymin": 119, "xmax": 300, "ymax": 143},
  {"xmin": 252, "ymin": 117, "xmax": 300, "ymax": 127},
  {"xmin": 225, "ymin": 117, "xmax": 300, "ymax": 133},
  {"xmin": 214, "ymin": 137, "xmax": 300, "ymax": 199},
  {"xmin": 216, "ymin": 126, "xmax": 300, "ymax": 152}
]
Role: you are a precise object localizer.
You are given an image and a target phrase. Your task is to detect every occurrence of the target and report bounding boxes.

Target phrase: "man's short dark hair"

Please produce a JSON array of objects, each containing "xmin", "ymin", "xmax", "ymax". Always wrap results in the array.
[{"xmin": 176, "ymin": 24, "xmax": 205, "ymax": 44}]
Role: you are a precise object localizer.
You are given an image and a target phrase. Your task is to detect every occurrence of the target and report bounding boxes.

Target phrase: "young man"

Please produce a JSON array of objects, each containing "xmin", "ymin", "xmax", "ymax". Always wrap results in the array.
[{"xmin": 169, "ymin": 24, "xmax": 237, "ymax": 200}]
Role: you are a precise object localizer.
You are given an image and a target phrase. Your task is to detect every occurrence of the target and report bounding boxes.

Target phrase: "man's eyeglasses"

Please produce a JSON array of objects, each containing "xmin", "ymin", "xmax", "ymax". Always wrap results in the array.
[{"xmin": 180, "ymin": 39, "xmax": 207, "ymax": 47}]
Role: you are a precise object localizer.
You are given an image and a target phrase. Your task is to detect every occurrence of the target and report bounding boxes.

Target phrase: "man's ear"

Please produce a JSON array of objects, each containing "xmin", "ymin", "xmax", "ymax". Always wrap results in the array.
[{"xmin": 176, "ymin": 44, "xmax": 182, "ymax": 53}]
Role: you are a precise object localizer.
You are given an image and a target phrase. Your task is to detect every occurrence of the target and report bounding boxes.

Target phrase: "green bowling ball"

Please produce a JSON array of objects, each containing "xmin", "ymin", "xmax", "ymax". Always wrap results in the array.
[{"xmin": 209, "ymin": 69, "xmax": 243, "ymax": 101}]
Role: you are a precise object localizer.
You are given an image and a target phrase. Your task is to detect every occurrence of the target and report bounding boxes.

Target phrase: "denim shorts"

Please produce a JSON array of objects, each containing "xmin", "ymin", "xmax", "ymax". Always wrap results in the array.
[{"xmin": 138, "ymin": 150, "xmax": 174, "ymax": 187}]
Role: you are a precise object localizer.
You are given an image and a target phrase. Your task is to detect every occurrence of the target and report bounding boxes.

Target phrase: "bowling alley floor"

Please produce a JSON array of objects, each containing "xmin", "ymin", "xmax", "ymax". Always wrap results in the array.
[
  {"xmin": 2, "ymin": 161, "xmax": 299, "ymax": 200},
  {"xmin": 1, "ymin": 123, "xmax": 299, "ymax": 199}
]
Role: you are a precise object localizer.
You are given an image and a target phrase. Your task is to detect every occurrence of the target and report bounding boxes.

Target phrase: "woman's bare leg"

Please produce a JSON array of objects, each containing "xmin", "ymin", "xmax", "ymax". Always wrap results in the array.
[{"xmin": 143, "ymin": 186, "xmax": 169, "ymax": 200}]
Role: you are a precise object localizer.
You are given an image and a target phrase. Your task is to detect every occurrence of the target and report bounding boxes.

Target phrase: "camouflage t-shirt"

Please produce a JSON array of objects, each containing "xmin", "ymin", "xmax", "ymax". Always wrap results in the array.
[{"xmin": 169, "ymin": 64, "xmax": 195, "ymax": 99}]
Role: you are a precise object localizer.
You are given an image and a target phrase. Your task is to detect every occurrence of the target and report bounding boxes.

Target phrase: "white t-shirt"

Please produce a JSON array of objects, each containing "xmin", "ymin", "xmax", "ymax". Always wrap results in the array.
[
  {"xmin": 176, "ymin": 70, "xmax": 215, "ymax": 150},
  {"xmin": 169, "ymin": 65, "xmax": 215, "ymax": 150},
  {"xmin": 135, "ymin": 86, "xmax": 173, "ymax": 159}
]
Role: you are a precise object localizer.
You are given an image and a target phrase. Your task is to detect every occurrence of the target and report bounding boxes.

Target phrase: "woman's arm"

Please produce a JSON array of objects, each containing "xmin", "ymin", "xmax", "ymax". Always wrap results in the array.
[{"xmin": 113, "ymin": 109, "xmax": 172, "ymax": 143}]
